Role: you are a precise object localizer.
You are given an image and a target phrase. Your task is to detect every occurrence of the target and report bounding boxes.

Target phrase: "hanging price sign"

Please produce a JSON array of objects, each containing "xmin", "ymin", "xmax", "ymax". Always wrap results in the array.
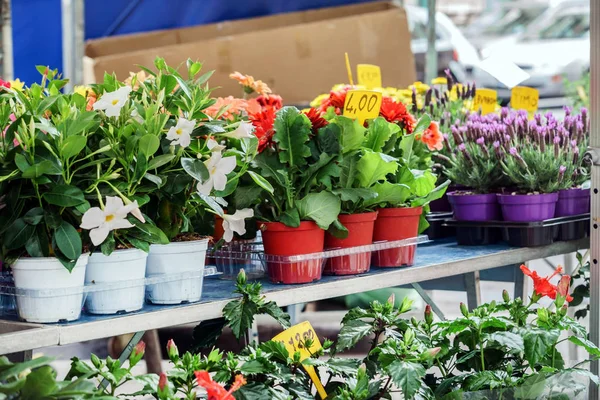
[
  {"xmin": 272, "ymin": 321, "xmax": 327, "ymax": 399},
  {"xmin": 471, "ymin": 88, "xmax": 498, "ymax": 115},
  {"xmin": 357, "ymin": 64, "xmax": 382, "ymax": 89},
  {"xmin": 511, "ymin": 86, "xmax": 539, "ymax": 112},
  {"xmin": 343, "ymin": 90, "xmax": 382, "ymax": 124}
]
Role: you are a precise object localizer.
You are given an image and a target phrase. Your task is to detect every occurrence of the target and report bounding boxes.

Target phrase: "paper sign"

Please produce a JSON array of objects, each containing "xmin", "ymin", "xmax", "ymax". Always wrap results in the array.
[
  {"xmin": 343, "ymin": 90, "xmax": 382, "ymax": 124},
  {"xmin": 272, "ymin": 321, "xmax": 327, "ymax": 399},
  {"xmin": 357, "ymin": 64, "xmax": 382, "ymax": 89},
  {"xmin": 478, "ymin": 54, "xmax": 530, "ymax": 89},
  {"xmin": 471, "ymin": 88, "xmax": 498, "ymax": 115},
  {"xmin": 511, "ymin": 86, "xmax": 539, "ymax": 112}
]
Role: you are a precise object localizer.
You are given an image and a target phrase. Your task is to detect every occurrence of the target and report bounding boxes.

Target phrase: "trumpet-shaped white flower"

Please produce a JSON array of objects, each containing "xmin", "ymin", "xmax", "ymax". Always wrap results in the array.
[
  {"xmin": 80, "ymin": 196, "xmax": 143, "ymax": 246},
  {"xmin": 223, "ymin": 121, "xmax": 255, "ymax": 139},
  {"xmin": 93, "ymin": 86, "xmax": 132, "ymax": 117},
  {"xmin": 222, "ymin": 209, "xmax": 254, "ymax": 242},
  {"xmin": 166, "ymin": 118, "xmax": 195, "ymax": 148},
  {"xmin": 207, "ymin": 138, "xmax": 226, "ymax": 153},
  {"xmin": 196, "ymin": 152, "xmax": 236, "ymax": 195}
]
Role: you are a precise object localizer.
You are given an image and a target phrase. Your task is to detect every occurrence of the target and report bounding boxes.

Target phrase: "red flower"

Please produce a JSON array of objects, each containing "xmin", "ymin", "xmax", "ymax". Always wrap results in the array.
[
  {"xmin": 319, "ymin": 85, "xmax": 352, "ymax": 114},
  {"xmin": 557, "ymin": 275, "xmax": 572, "ymax": 301},
  {"xmin": 0, "ymin": 79, "xmax": 11, "ymax": 89},
  {"xmin": 304, "ymin": 108, "xmax": 328, "ymax": 134},
  {"xmin": 419, "ymin": 121, "xmax": 443, "ymax": 151},
  {"xmin": 256, "ymin": 94, "xmax": 283, "ymax": 111},
  {"xmin": 520, "ymin": 265, "xmax": 573, "ymax": 302},
  {"xmin": 249, "ymin": 106, "xmax": 277, "ymax": 153},
  {"xmin": 195, "ymin": 370, "xmax": 246, "ymax": 400},
  {"xmin": 379, "ymin": 97, "xmax": 415, "ymax": 133}
]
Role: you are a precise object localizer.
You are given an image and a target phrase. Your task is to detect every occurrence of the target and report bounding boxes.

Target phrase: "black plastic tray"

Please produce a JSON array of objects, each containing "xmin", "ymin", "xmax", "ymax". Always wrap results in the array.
[
  {"xmin": 424, "ymin": 212, "xmax": 455, "ymax": 239},
  {"xmin": 444, "ymin": 214, "xmax": 589, "ymax": 247}
]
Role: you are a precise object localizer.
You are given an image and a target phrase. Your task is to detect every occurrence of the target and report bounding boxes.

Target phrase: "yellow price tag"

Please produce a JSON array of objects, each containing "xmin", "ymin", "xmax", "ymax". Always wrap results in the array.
[
  {"xmin": 357, "ymin": 64, "xmax": 382, "ymax": 89},
  {"xmin": 272, "ymin": 321, "xmax": 327, "ymax": 399},
  {"xmin": 471, "ymin": 88, "xmax": 498, "ymax": 115},
  {"xmin": 343, "ymin": 90, "xmax": 382, "ymax": 124},
  {"xmin": 511, "ymin": 86, "xmax": 539, "ymax": 112}
]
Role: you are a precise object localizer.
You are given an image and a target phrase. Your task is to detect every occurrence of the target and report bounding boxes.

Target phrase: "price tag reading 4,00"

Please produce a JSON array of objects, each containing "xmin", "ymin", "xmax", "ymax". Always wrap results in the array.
[{"xmin": 343, "ymin": 90, "xmax": 382, "ymax": 124}]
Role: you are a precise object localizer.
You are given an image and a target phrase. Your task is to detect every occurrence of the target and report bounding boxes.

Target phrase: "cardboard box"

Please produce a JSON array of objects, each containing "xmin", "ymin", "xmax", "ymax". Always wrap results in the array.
[{"xmin": 84, "ymin": 2, "xmax": 415, "ymax": 105}]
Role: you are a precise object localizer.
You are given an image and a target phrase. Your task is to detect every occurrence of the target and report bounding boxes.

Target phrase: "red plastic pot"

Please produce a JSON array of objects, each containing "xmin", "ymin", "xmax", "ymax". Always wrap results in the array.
[
  {"xmin": 372, "ymin": 207, "xmax": 422, "ymax": 267},
  {"xmin": 324, "ymin": 212, "xmax": 378, "ymax": 275},
  {"xmin": 260, "ymin": 221, "xmax": 325, "ymax": 284}
]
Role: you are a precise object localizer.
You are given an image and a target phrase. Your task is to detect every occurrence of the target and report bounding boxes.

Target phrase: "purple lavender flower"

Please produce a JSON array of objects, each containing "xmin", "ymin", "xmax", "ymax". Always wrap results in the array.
[
  {"xmin": 493, "ymin": 141, "xmax": 500, "ymax": 148},
  {"xmin": 443, "ymin": 133, "xmax": 452, "ymax": 150},
  {"xmin": 445, "ymin": 69, "xmax": 454, "ymax": 92},
  {"xmin": 500, "ymin": 107, "xmax": 509, "ymax": 120},
  {"xmin": 509, "ymin": 147, "xmax": 528, "ymax": 170},
  {"xmin": 581, "ymin": 107, "xmax": 588, "ymax": 128},
  {"xmin": 563, "ymin": 105, "xmax": 572, "ymax": 116},
  {"xmin": 573, "ymin": 146, "xmax": 580, "ymax": 165},
  {"xmin": 554, "ymin": 136, "xmax": 561, "ymax": 158},
  {"xmin": 425, "ymin": 88, "xmax": 432, "ymax": 106},
  {"xmin": 458, "ymin": 142, "xmax": 473, "ymax": 164},
  {"xmin": 476, "ymin": 137, "xmax": 485, "ymax": 145},
  {"xmin": 451, "ymin": 126, "xmax": 464, "ymax": 145},
  {"xmin": 509, "ymin": 147, "xmax": 518, "ymax": 156},
  {"xmin": 411, "ymin": 87, "xmax": 418, "ymax": 113},
  {"xmin": 558, "ymin": 165, "xmax": 567, "ymax": 182},
  {"xmin": 461, "ymin": 85, "xmax": 467, "ymax": 99},
  {"xmin": 534, "ymin": 113, "xmax": 542, "ymax": 125},
  {"xmin": 434, "ymin": 88, "xmax": 441, "ymax": 102}
]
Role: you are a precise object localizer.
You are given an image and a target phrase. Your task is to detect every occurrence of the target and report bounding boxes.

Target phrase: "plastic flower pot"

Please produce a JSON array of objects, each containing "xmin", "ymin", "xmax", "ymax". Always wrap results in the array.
[
  {"xmin": 556, "ymin": 188, "xmax": 590, "ymax": 217},
  {"xmin": 11, "ymin": 254, "xmax": 88, "ymax": 323},
  {"xmin": 85, "ymin": 248, "xmax": 147, "ymax": 314},
  {"xmin": 497, "ymin": 193, "xmax": 559, "ymax": 222},
  {"xmin": 448, "ymin": 192, "xmax": 500, "ymax": 221},
  {"xmin": 146, "ymin": 239, "xmax": 208, "ymax": 305},
  {"xmin": 429, "ymin": 184, "xmax": 468, "ymax": 212},
  {"xmin": 324, "ymin": 212, "xmax": 377, "ymax": 275},
  {"xmin": 260, "ymin": 221, "xmax": 325, "ymax": 284},
  {"xmin": 372, "ymin": 207, "xmax": 422, "ymax": 267}
]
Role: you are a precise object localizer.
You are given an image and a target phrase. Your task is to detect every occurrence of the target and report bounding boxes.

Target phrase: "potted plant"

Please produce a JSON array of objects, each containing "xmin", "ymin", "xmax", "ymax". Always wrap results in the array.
[
  {"xmin": 440, "ymin": 117, "xmax": 507, "ymax": 221},
  {"xmin": 499, "ymin": 110, "xmax": 572, "ymax": 222},
  {"xmin": 248, "ymin": 106, "xmax": 341, "ymax": 284},
  {"xmin": 555, "ymin": 107, "xmax": 590, "ymax": 217},
  {"xmin": 0, "ymin": 68, "xmax": 94, "ymax": 323}
]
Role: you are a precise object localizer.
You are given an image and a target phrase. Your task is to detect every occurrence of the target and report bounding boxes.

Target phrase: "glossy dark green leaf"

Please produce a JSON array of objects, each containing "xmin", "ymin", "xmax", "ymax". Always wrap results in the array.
[
  {"xmin": 43, "ymin": 185, "xmax": 85, "ymax": 207},
  {"xmin": 3, "ymin": 218, "xmax": 35, "ymax": 250},
  {"xmin": 54, "ymin": 221, "xmax": 82, "ymax": 261}
]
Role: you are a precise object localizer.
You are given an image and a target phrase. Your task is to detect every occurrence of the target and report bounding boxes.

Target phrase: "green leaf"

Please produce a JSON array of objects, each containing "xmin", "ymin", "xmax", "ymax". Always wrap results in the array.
[
  {"xmin": 336, "ymin": 116, "xmax": 366, "ymax": 154},
  {"xmin": 147, "ymin": 154, "xmax": 175, "ymax": 170},
  {"xmin": 20, "ymin": 366, "xmax": 57, "ymax": 400},
  {"xmin": 21, "ymin": 161, "xmax": 56, "ymax": 178},
  {"xmin": 222, "ymin": 295, "xmax": 259, "ymax": 340},
  {"xmin": 356, "ymin": 151, "xmax": 398, "ymax": 187},
  {"xmin": 3, "ymin": 218, "xmax": 35, "ymax": 250},
  {"xmin": 273, "ymin": 106, "xmax": 312, "ymax": 168},
  {"xmin": 364, "ymin": 117, "xmax": 397, "ymax": 152},
  {"xmin": 296, "ymin": 191, "xmax": 341, "ymax": 230},
  {"xmin": 261, "ymin": 301, "xmax": 291, "ymax": 329},
  {"xmin": 364, "ymin": 182, "xmax": 412, "ymax": 207},
  {"xmin": 23, "ymin": 207, "xmax": 44, "ymax": 225},
  {"xmin": 236, "ymin": 383, "xmax": 272, "ymax": 400},
  {"xmin": 333, "ymin": 188, "xmax": 378, "ymax": 204},
  {"xmin": 138, "ymin": 134, "xmax": 160, "ymax": 158},
  {"xmin": 413, "ymin": 114, "xmax": 432, "ymax": 136},
  {"xmin": 399, "ymin": 132, "xmax": 416, "ymax": 164},
  {"xmin": 0, "ymin": 356, "xmax": 53, "ymax": 381},
  {"xmin": 339, "ymin": 152, "xmax": 360, "ymax": 188},
  {"xmin": 513, "ymin": 373, "xmax": 547, "ymax": 399},
  {"xmin": 487, "ymin": 331, "xmax": 524, "ymax": 354},
  {"xmin": 43, "ymin": 185, "xmax": 85, "ymax": 207},
  {"xmin": 181, "ymin": 157, "xmax": 209, "ymax": 182},
  {"xmin": 248, "ymin": 171, "xmax": 274, "ymax": 194},
  {"xmin": 61, "ymin": 135, "xmax": 87, "ymax": 159},
  {"xmin": 523, "ymin": 328, "xmax": 560, "ymax": 367},
  {"xmin": 279, "ymin": 208, "xmax": 301, "ymax": 228},
  {"xmin": 336, "ymin": 320, "xmax": 373, "ymax": 352},
  {"xmin": 259, "ymin": 341, "xmax": 291, "ymax": 363},
  {"xmin": 127, "ymin": 219, "xmax": 169, "ymax": 245},
  {"xmin": 14, "ymin": 154, "xmax": 30, "ymax": 172},
  {"xmin": 569, "ymin": 336, "xmax": 600, "ymax": 357},
  {"xmin": 387, "ymin": 360, "xmax": 426, "ymax": 399},
  {"xmin": 254, "ymin": 152, "xmax": 287, "ymax": 189},
  {"xmin": 25, "ymin": 226, "xmax": 50, "ymax": 257},
  {"xmin": 54, "ymin": 221, "xmax": 82, "ymax": 261},
  {"xmin": 412, "ymin": 170, "xmax": 436, "ymax": 197},
  {"xmin": 0, "ymin": 377, "xmax": 26, "ymax": 395},
  {"xmin": 317, "ymin": 123, "xmax": 341, "ymax": 155},
  {"xmin": 410, "ymin": 179, "xmax": 450, "ymax": 207},
  {"xmin": 134, "ymin": 151, "xmax": 148, "ymax": 181}
]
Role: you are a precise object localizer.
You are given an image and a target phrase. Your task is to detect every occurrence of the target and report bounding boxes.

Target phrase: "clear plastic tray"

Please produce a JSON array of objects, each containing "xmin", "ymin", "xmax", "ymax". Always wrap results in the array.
[{"xmin": 0, "ymin": 267, "xmax": 219, "ymax": 323}]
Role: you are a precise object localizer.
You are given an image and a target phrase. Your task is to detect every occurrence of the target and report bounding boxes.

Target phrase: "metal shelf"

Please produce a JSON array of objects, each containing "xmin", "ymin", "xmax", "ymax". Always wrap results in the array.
[{"xmin": 0, "ymin": 238, "xmax": 588, "ymax": 354}]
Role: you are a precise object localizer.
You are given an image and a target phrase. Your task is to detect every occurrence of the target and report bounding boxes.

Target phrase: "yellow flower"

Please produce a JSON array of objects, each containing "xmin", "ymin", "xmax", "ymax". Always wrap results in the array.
[
  {"xmin": 9, "ymin": 79, "xmax": 24, "ymax": 91},
  {"xmin": 431, "ymin": 77, "xmax": 447, "ymax": 85},
  {"xmin": 448, "ymin": 83, "xmax": 464, "ymax": 101},
  {"xmin": 74, "ymin": 85, "xmax": 91, "ymax": 97},
  {"xmin": 331, "ymin": 83, "xmax": 347, "ymax": 91},
  {"xmin": 310, "ymin": 93, "xmax": 329, "ymax": 108},
  {"xmin": 409, "ymin": 81, "xmax": 430, "ymax": 94}
]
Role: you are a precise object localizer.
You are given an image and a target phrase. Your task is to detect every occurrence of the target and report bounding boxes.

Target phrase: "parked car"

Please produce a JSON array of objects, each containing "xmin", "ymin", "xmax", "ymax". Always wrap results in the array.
[
  {"xmin": 406, "ymin": 6, "xmax": 473, "ymax": 82},
  {"xmin": 473, "ymin": 0, "xmax": 589, "ymax": 101}
]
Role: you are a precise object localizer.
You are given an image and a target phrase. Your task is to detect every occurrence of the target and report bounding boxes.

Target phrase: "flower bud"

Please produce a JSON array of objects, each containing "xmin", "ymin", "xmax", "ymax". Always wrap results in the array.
[
  {"xmin": 425, "ymin": 304, "xmax": 433, "ymax": 325},
  {"xmin": 460, "ymin": 302, "xmax": 469, "ymax": 317},
  {"xmin": 411, "ymin": 316, "xmax": 419, "ymax": 328},
  {"xmin": 558, "ymin": 165, "xmax": 567, "ymax": 183},
  {"xmin": 554, "ymin": 136, "xmax": 561, "ymax": 158},
  {"xmin": 559, "ymin": 304, "xmax": 568, "ymax": 317},
  {"xmin": 425, "ymin": 88, "xmax": 432, "ymax": 106},
  {"xmin": 129, "ymin": 341, "xmax": 146, "ymax": 367},
  {"xmin": 157, "ymin": 372, "xmax": 171, "ymax": 399},
  {"xmin": 411, "ymin": 88, "xmax": 418, "ymax": 114},
  {"xmin": 573, "ymin": 147, "xmax": 580, "ymax": 165},
  {"xmin": 387, "ymin": 293, "xmax": 396, "ymax": 306},
  {"xmin": 445, "ymin": 69, "xmax": 454, "ymax": 92},
  {"xmin": 421, "ymin": 347, "xmax": 441, "ymax": 360},
  {"xmin": 167, "ymin": 339, "xmax": 179, "ymax": 362},
  {"xmin": 537, "ymin": 307, "xmax": 549, "ymax": 324},
  {"xmin": 502, "ymin": 289, "xmax": 510, "ymax": 303}
]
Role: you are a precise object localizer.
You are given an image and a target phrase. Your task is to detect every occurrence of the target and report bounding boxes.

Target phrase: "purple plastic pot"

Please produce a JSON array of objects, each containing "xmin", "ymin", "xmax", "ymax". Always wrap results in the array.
[
  {"xmin": 430, "ymin": 184, "xmax": 469, "ymax": 212},
  {"xmin": 497, "ymin": 193, "xmax": 559, "ymax": 222},
  {"xmin": 448, "ymin": 192, "xmax": 500, "ymax": 221},
  {"xmin": 556, "ymin": 188, "xmax": 590, "ymax": 217}
]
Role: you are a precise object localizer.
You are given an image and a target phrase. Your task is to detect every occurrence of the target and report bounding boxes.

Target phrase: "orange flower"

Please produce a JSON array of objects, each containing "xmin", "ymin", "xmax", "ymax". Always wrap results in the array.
[
  {"xmin": 194, "ymin": 370, "xmax": 245, "ymax": 400},
  {"xmin": 229, "ymin": 71, "xmax": 255, "ymax": 88},
  {"xmin": 419, "ymin": 121, "xmax": 443, "ymax": 151},
  {"xmin": 252, "ymin": 80, "xmax": 272, "ymax": 96},
  {"xmin": 520, "ymin": 265, "xmax": 573, "ymax": 302},
  {"xmin": 230, "ymin": 71, "xmax": 272, "ymax": 95},
  {"xmin": 379, "ymin": 97, "xmax": 415, "ymax": 133},
  {"xmin": 245, "ymin": 98, "xmax": 262, "ymax": 115},
  {"xmin": 205, "ymin": 96, "xmax": 248, "ymax": 121}
]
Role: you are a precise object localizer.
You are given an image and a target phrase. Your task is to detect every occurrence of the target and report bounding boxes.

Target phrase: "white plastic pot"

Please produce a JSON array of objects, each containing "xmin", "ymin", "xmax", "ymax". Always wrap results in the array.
[
  {"xmin": 85, "ymin": 248, "xmax": 147, "ymax": 314},
  {"xmin": 146, "ymin": 239, "xmax": 208, "ymax": 304},
  {"xmin": 11, "ymin": 254, "xmax": 88, "ymax": 323}
]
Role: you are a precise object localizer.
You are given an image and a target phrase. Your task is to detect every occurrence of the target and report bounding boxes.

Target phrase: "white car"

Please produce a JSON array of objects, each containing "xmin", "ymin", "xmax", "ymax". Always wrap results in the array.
[{"xmin": 473, "ymin": 0, "xmax": 589, "ymax": 102}]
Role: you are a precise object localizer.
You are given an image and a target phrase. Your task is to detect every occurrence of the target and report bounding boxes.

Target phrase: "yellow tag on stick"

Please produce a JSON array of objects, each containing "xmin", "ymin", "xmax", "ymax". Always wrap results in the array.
[
  {"xmin": 272, "ymin": 321, "xmax": 327, "ymax": 399},
  {"xmin": 511, "ymin": 86, "xmax": 539, "ymax": 112},
  {"xmin": 345, "ymin": 52, "xmax": 354, "ymax": 86},
  {"xmin": 471, "ymin": 88, "xmax": 498, "ymax": 115},
  {"xmin": 343, "ymin": 90, "xmax": 382, "ymax": 124},
  {"xmin": 357, "ymin": 64, "xmax": 382, "ymax": 89}
]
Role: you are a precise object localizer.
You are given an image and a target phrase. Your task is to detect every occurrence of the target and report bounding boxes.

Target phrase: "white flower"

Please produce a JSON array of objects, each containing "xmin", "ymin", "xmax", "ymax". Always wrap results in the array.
[
  {"xmin": 222, "ymin": 121, "xmax": 255, "ymax": 139},
  {"xmin": 196, "ymin": 152, "xmax": 237, "ymax": 195},
  {"xmin": 207, "ymin": 138, "xmax": 226, "ymax": 153},
  {"xmin": 80, "ymin": 196, "xmax": 143, "ymax": 246},
  {"xmin": 222, "ymin": 209, "xmax": 254, "ymax": 242},
  {"xmin": 166, "ymin": 118, "xmax": 195, "ymax": 148},
  {"xmin": 93, "ymin": 86, "xmax": 132, "ymax": 117}
]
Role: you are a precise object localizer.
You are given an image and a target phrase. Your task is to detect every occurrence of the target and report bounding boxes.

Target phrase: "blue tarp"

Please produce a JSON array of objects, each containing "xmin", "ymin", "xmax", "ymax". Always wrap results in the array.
[{"xmin": 12, "ymin": 0, "xmax": 373, "ymax": 85}]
